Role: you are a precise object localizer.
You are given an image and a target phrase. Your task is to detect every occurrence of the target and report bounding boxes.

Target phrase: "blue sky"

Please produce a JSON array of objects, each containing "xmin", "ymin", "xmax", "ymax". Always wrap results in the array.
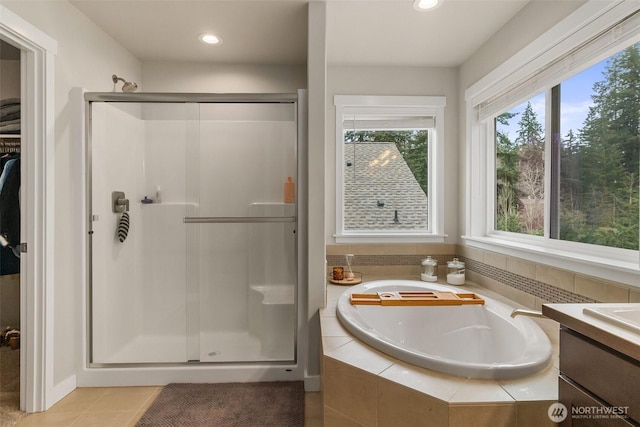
[{"xmin": 499, "ymin": 58, "xmax": 609, "ymax": 141}]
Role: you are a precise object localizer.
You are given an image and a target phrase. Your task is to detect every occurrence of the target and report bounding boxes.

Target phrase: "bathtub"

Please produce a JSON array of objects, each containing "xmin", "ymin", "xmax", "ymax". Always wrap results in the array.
[{"xmin": 336, "ymin": 280, "xmax": 552, "ymax": 379}]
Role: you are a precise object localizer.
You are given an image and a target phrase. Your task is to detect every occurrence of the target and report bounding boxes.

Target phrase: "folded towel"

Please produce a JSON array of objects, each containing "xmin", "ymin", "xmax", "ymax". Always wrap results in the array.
[
  {"xmin": 117, "ymin": 211, "xmax": 130, "ymax": 243},
  {"xmin": 0, "ymin": 104, "xmax": 20, "ymax": 119},
  {"xmin": 0, "ymin": 123, "xmax": 20, "ymax": 134},
  {"xmin": 0, "ymin": 98, "xmax": 20, "ymax": 108}
]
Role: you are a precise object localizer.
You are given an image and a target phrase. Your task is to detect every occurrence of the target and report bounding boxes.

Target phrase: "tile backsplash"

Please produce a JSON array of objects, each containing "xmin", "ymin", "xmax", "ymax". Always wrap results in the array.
[{"xmin": 326, "ymin": 244, "xmax": 638, "ymax": 306}]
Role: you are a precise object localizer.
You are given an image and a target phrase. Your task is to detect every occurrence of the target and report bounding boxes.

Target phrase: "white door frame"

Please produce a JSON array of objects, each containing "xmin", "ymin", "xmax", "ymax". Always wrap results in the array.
[{"xmin": 0, "ymin": 5, "xmax": 57, "ymax": 413}]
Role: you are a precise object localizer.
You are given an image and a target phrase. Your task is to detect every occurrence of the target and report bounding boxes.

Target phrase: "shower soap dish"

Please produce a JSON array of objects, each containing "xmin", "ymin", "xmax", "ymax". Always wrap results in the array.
[{"xmin": 350, "ymin": 291, "xmax": 484, "ymax": 306}]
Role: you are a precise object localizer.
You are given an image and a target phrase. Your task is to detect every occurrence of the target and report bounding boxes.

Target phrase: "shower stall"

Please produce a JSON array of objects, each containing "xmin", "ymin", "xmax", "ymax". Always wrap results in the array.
[{"xmin": 82, "ymin": 92, "xmax": 306, "ymax": 385}]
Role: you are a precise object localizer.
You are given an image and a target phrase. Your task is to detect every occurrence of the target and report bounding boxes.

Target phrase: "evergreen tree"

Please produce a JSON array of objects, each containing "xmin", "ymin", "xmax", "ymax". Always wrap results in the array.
[
  {"xmin": 574, "ymin": 43, "xmax": 640, "ymax": 249},
  {"xmin": 495, "ymin": 112, "xmax": 520, "ymax": 231},
  {"xmin": 515, "ymin": 102, "xmax": 545, "ymax": 234}
]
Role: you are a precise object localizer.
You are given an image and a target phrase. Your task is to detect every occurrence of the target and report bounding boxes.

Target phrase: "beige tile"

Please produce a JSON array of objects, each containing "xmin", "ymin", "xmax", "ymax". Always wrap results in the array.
[
  {"xmin": 416, "ymin": 243, "xmax": 456, "ymax": 255},
  {"xmin": 322, "ymin": 336, "xmax": 353, "ymax": 353},
  {"xmin": 323, "ymin": 405, "xmax": 366, "ymax": 427},
  {"xmin": 70, "ymin": 410, "xmax": 139, "ymax": 427},
  {"xmin": 323, "ymin": 358, "xmax": 378, "ymax": 427},
  {"xmin": 506, "ymin": 257, "xmax": 536, "ymax": 280},
  {"xmin": 305, "ymin": 392, "xmax": 323, "ymax": 427},
  {"xmin": 456, "ymin": 245, "xmax": 484, "ymax": 262},
  {"xmin": 517, "ymin": 400, "xmax": 557, "ymax": 427},
  {"xmin": 533, "ymin": 297, "xmax": 551, "ymax": 311},
  {"xmin": 574, "ymin": 275, "xmax": 630, "ymax": 302},
  {"xmin": 357, "ymin": 265, "xmax": 419, "ymax": 280},
  {"xmin": 378, "ymin": 361, "xmax": 466, "ymax": 403},
  {"xmin": 324, "ymin": 339, "xmax": 394, "ymax": 375},
  {"xmin": 531, "ymin": 317, "xmax": 560, "ymax": 367},
  {"xmin": 89, "ymin": 387, "xmax": 158, "ymax": 413},
  {"xmin": 377, "ymin": 376, "xmax": 449, "ymax": 427},
  {"xmin": 483, "ymin": 251, "xmax": 507, "ymax": 270},
  {"xmin": 449, "ymin": 403, "xmax": 517, "ymax": 427},
  {"xmin": 348, "ymin": 243, "xmax": 413, "ymax": 255},
  {"xmin": 630, "ymin": 288, "xmax": 640, "ymax": 303},
  {"xmin": 469, "ymin": 273, "xmax": 507, "ymax": 296},
  {"xmin": 326, "ymin": 284, "xmax": 349, "ymax": 308},
  {"xmin": 16, "ymin": 411, "xmax": 83, "ymax": 427},
  {"xmin": 535, "ymin": 266, "xmax": 574, "ymax": 292},
  {"xmin": 326, "ymin": 244, "xmax": 353, "ymax": 256},
  {"xmin": 47, "ymin": 387, "xmax": 109, "ymax": 413},
  {"xmin": 320, "ymin": 315, "xmax": 351, "ymax": 337},
  {"xmin": 500, "ymin": 285, "xmax": 536, "ymax": 309},
  {"xmin": 498, "ymin": 364, "xmax": 558, "ymax": 402},
  {"xmin": 449, "ymin": 379, "xmax": 514, "ymax": 404},
  {"xmin": 139, "ymin": 387, "xmax": 162, "ymax": 412}
]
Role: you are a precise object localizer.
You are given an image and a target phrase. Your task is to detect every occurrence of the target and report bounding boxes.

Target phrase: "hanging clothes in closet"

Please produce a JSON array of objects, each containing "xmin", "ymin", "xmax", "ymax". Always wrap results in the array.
[{"xmin": 0, "ymin": 139, "xmax": 20, "ymax": 275}]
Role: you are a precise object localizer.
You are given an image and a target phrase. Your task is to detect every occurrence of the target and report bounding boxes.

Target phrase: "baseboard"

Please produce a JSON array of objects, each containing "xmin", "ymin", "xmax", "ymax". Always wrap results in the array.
[
  {"xmin": 304, "ymin": 374, "xmax": 320, "ymax": 392},
  {"xmin": 46, "ymin": 374, "xmax": 76, "ymax": 410}
]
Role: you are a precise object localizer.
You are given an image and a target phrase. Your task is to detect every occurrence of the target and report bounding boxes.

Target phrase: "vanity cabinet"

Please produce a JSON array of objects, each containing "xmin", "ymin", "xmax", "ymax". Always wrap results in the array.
[
  {"xmin": 558, "ymin": 327, "xmax": 639, "ymax": 426},
  {"xmin": 543, "ymin": 304, "xmax": 640, "ymax": 427}
]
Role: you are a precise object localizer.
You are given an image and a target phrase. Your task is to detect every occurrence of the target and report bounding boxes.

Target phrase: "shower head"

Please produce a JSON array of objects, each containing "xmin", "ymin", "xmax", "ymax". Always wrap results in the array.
[{"xmin": 112, "ymin": 74, "xmax": 138, "ymax": 92}]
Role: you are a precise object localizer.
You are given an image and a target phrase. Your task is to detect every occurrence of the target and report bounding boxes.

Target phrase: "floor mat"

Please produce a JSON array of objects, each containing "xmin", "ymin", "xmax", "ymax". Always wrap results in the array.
[{"xmin": 136, "ymin": 381, "xmax": 304, "ymax": 427}]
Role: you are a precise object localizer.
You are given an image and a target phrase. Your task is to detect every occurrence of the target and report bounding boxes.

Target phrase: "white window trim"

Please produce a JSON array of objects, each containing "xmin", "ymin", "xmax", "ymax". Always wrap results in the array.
[
  {"xmin": 334, "ymin": 95, "xmax": 446, "ymax": 243},
  {"xmin": 465, "ymin": 0, "xmax": 640, "ymax": 287}
]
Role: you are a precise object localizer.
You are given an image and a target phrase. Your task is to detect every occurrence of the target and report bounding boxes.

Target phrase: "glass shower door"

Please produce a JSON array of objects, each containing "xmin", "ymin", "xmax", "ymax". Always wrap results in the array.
[
  {"xmin": 90, "ymin": 101, "xmax": 193, "ymax": 364},
  {"xmin": 186, "ymin": 102, "xmax": 297, "ymax": 363},
  {"xmin": 89, "ymin": 98, "xmax": 297, "ymax": 366}
]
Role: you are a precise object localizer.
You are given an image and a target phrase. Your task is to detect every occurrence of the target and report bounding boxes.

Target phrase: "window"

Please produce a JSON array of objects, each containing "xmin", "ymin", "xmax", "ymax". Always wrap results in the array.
[
  {"xmin": 495, "ymin": 93, "xmax": 546, "ymax": 236},
  {"xmin": 334, "ymin": 95, "xmax": 445, "ymax": 242},
  {"xmin": 466, "ymin": 2, "xmax": 640, "ymax": 286}
]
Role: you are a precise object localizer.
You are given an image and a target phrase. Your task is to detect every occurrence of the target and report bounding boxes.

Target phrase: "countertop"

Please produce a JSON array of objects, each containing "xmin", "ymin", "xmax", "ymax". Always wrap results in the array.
[{"xmin": 542, "ymin": 303, "xmax": 640, "ymax": 362}]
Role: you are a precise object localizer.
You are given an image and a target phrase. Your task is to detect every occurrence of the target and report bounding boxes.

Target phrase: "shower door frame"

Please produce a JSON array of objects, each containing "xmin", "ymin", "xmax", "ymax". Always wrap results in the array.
[{"xmin": 82, "ymin": 91, "xmax": 307, "ymax": 382}]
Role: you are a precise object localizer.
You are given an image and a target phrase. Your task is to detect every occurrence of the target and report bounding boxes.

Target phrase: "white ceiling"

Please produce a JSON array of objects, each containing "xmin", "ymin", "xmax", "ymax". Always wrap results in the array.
[{"xmin": 69, "ymin": 0, "xmax": 530, "ymax": 67}]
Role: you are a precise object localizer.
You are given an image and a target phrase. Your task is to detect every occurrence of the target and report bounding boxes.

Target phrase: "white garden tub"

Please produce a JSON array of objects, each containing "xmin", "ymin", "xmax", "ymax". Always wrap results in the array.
[{"xmin": 336, "ymin": 280, "xmax": 552, "ymax": 379}]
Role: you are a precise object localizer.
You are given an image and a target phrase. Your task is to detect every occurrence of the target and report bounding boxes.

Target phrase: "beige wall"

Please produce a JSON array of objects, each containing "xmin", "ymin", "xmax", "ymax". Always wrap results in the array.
[
  {"xmin": 141, "ymin": 61, "xmax": 306, "ymax": 93},
  {"xmin": 2, "ymin": 0, "xmax": 142, "ymax": 390}
]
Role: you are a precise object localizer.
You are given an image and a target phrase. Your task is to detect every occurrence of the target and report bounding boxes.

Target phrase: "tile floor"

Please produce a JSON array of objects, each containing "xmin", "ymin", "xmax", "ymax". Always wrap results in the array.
[{"xmin": 13, "ymin": 387, "xmax": 322, "ymax": 427}]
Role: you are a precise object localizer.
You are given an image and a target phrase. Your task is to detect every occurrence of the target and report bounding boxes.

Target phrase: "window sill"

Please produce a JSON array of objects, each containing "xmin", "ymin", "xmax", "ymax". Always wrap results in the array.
[
  {"xmin": 334, "ymin": 233, "xmax": 447, "ymax": 244},
  {"xmin": 462, "ymin": 235, "xmax": 639, "ymax": 288}
]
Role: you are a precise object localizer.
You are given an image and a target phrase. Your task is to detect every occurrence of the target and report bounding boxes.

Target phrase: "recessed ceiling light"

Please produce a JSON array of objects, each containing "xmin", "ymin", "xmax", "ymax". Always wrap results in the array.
[
  {"xmin": 413, "ymin": 0, "xmax": 442, "ymax": 11},
  {"xmin": 198, "ymin": 33, "xmax": 223, "ymax": 45}
]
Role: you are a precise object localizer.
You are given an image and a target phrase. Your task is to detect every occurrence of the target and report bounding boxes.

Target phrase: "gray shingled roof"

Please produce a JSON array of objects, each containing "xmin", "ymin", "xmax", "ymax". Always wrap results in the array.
[{"xmin": 344, "ymin": 142, "xmax": 428, "ymax": 230}]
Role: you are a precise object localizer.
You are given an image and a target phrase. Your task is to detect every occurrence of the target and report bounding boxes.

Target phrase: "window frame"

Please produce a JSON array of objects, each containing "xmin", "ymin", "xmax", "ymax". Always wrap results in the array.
[
  {"xmin": 465, "ymin": 1, "xmax": 640, "ymax": 287},
  {"xmin": 334, "ymin": 95, "xmax": 446, "ymax": 243}
]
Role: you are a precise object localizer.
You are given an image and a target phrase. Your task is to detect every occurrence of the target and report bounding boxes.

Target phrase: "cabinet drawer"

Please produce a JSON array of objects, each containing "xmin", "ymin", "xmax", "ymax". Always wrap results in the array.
[
  {"xmin": 559, "ymin": 376, "xmax": 636, "ymax": 426},
  {"xmin": 560, "ymin": 328, "xmax": 640, "ymax": 423}
]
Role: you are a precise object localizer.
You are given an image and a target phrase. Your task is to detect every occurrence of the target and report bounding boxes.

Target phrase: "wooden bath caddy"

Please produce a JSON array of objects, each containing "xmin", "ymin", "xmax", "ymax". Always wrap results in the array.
[{"xmin": 350, "ymin": 291, "xmax": 485, "ymax": 306}]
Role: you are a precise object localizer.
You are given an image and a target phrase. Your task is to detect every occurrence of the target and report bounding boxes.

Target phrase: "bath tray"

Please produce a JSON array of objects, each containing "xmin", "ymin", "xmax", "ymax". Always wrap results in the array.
[
  {"xmin": 329, "ymin": 272, "xmax": 363, "ymax": 285},
  {"xmin": 350, "ymin": 291, "xmax": 484, "ymax": 306}
]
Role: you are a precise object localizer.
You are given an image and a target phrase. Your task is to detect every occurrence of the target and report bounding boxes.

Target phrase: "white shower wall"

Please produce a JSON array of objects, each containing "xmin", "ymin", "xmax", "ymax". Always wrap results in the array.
[
  {"xmin": 92, "ymin": 103, "xmax": 189, "ymax": 363},
  {"xmin": 195, "ymin": 104, "xmax": 296, "ymax": 361},
  {"xmin": 91, "ymin": 101, "xmax": 297, "ymax": 365}
]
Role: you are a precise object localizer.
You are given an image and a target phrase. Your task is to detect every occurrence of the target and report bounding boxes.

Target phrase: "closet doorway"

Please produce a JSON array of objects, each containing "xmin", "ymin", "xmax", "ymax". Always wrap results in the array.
[
  {"xmin": 0, "ymin": 39, "xmax": 22, "ymax": 418},
  {"xmin": 1, "ymin": 6, "xmax": 56, "ymax": 413}
]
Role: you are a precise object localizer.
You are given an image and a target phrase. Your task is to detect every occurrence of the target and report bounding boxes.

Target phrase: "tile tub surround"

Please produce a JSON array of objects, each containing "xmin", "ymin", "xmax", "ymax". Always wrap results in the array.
[
  {"xmin": 320, "ymin": 279, "xmax": 560, "ymax": 427},
  {"xmin": 326, "ymin": 244, "xmax": 640, "ymax": 308}
]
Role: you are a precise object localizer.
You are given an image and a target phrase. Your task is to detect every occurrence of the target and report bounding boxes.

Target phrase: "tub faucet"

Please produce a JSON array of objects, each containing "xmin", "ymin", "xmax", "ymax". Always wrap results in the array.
[{"xmin": 510, "ymin": 308, "xmax": 546, "ymax": 319}]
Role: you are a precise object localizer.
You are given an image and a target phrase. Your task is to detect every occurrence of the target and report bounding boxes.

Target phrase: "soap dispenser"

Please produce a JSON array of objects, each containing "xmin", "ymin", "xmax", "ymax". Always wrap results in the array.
[{"xmin": 284, "ymin": 176, "xmax": 295, "ymax": 203}]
